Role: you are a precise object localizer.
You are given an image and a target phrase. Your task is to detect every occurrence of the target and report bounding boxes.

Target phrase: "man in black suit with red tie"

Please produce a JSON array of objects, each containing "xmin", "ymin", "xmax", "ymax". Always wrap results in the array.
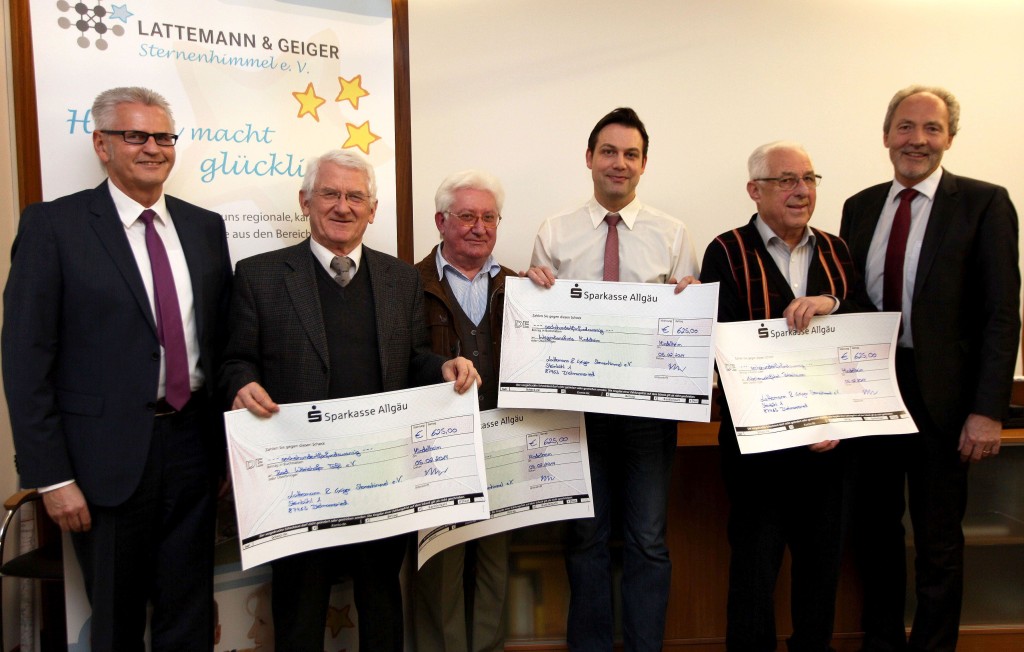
[
  {"xmin": 840, "ymin": 85, "xmax": 1020, "ymax": 652},
  {"xmin": 3, "ymin": 87, "xmax": 233, "ymax": 650}
]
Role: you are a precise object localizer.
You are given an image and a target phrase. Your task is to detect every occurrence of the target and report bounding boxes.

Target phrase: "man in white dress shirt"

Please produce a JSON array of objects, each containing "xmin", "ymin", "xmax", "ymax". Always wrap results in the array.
[
  {"xmin": 3, "ymin": 86, "xmax": 233, "ymax": 650},
  {"xmin": 528, "ymin": 107, "xmax": 698, "ymax": 652}
]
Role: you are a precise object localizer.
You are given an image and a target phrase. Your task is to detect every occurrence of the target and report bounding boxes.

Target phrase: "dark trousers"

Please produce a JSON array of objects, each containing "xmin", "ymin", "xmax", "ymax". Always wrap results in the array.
[
  {"xmin": 848, "ymin": 350, "xmax": 969, "ymax": 652},
  {"xmin": 71, "ymin": 401, "xmax": 218, "ymax": 652},
  {"xmin": 271, "ymin": 534, "xmax": 407, "ymax": 651},
  {"xmin": 565, "ymin": 413, "xmax": 676, "ymax": 652},
  {"xmin": 720, "ymin": 419, "xmax": 845, "ymax": 652}
]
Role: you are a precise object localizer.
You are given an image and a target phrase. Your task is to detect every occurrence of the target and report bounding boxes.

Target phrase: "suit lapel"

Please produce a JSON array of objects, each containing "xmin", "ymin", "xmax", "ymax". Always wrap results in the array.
[
  {"xmin": 914, "ymin": 170, "xmax": 957, "ymax": 299},
  {"xmin": 365, "ymin": 248, "xmax": 396, "ymax": 382},
  {"xmin": 87, "ymin": 182, "xmax": 159, "ymax": 337},
  {"xmin": 849, "ymin": 185, "xmax": 890, "ymax": 270},
  {"xmin": 284, "ymin": 243, "xmax": 330, "ymax": 368}
]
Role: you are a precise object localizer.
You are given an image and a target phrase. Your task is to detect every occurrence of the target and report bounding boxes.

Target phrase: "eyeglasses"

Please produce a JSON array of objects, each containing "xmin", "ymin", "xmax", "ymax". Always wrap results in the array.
[
  {"xmin": 313, "ymin": 189, "xmax": 372, "ymax": 207},
  {"xmin": 445, "ymin": 211, "xmax": 502, "ymax": 228},
  {"xmin": 100, "ymin": 130, "xmax": 178, "ymax": 146},
  {"xmin": 754, "ymin": 174, "xmax": 822, "ymax": 190}
]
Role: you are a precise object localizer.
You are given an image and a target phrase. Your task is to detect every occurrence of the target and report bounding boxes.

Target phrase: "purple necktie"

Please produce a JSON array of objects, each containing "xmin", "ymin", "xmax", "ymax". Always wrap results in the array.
[
  {"xmin": 603, "ymin": 213, "xmax": 621, "ymax": 282},
  {"xmin": 139, "ymin": 209, "xmax": 191, "ymax": 410},
  {"xmin": 882, "ymin": 188, "xmax": 919, "ymax": 312}
]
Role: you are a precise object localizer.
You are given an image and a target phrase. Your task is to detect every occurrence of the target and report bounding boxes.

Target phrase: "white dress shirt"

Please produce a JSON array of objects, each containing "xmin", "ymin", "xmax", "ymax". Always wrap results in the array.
[
  {"xmin": 864, "ymin": 167, "xmax": 943, "ymax": 347},
  {"xmin": 753, "ymin": 214, "xmax": 816, "ymax": 298},
  {"xmin": 753, "ymin": 214, "xmax": 840, "ymax": 314},
  {"xmin": 531, "ymin": 196, "xmax": 699, "ymax": 282},
  {"xmin": 310, "ymin": 238, "xmax": 364, "ymax": 277},
  {"xmin": 109, "ymin": 182, "xmax": 201, "ymax": 397}
]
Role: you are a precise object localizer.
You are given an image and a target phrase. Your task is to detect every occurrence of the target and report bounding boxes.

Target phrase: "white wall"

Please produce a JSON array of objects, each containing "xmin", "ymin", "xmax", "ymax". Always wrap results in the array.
[{"xmin": 408, "ymin": 0, "xmax": 1024, "ymax": 368}]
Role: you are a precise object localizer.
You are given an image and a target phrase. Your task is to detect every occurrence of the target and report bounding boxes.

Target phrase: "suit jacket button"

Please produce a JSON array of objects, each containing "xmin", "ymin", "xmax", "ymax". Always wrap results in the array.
[
  {"xmin": 151, "ymin": 352, "xmax": 160, "ymax": 361},
  {"xmin": 146, "ymin": 401, "xmax": 156, "ymax": 410}
]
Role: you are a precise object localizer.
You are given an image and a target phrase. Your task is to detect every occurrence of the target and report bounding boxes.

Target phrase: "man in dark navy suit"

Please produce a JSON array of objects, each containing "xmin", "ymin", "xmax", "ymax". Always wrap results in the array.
[
  {"xmin": 840, "ymin": 85, "xmax": 1020, "ymax": 652},
  {"xmin": 3, "ymin": 87, "xmax": 232, "ymax": 651}
]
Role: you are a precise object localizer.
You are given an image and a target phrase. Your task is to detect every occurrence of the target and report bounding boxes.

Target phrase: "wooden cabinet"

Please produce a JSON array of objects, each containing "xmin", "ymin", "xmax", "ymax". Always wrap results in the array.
[
  {"xmin": 502, "ymin": 425, "xmax": 1024, "ymax": 650},
  {"xmin": 957, "ymin": 442, "xmax": 1023, "ymax": 636}
]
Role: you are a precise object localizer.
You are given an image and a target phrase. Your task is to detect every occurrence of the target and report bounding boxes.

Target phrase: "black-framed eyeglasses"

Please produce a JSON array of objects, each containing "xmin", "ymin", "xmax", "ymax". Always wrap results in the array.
[
  {"xmin": 100, "ymin": 130, "xmax": 179, "ymax": 146},
  {"xmin": 445, "ymin": 211, "xmax": 502, "ymax": 228},
  {"xmin": 754, "ymin": 174, "xmax": 822, "ymax": 190}
]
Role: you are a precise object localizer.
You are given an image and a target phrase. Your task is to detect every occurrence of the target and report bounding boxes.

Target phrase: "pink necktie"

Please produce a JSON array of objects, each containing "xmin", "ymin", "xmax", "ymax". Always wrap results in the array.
[
  {"xmin": 603, "ymin": 213, "xmax": 621, "ymax": 282},
  {"xmin": 139, "ymin": 209, "xmax": 191, "ymax": 410},
  {"xmin": 882, "ymin": 188, "xmax": 919, "ymax": 312}
]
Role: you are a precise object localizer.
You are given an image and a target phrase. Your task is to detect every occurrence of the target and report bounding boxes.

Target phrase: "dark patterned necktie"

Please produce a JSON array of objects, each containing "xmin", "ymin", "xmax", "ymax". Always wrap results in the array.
[{"xmin": 331, "ymin": 255, "xmax": 354, "ymax": 287}]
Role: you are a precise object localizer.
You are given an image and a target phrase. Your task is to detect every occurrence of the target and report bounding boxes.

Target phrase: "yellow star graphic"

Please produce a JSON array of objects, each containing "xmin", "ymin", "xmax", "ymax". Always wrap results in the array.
[
  {"xmin": 343, "ymin": 121, "xmax": 381, "ymax": 154},
  {"xmin": 292, "ymin": 82, "xmax": 326, "ymax": 121},
  {"xmin": 336, "ymin": 75, "xmax": 370, "ymax": 109},
  {"xmin": 326, "ymin": 603, "xmax": 355, "ymax": 637}
]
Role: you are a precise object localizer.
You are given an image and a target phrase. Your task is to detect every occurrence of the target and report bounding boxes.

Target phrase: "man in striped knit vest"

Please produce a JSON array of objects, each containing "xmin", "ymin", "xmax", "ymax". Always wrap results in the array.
[{"xmin": 700, "ymin": 141, "xmax": 870, "ymax": 652}]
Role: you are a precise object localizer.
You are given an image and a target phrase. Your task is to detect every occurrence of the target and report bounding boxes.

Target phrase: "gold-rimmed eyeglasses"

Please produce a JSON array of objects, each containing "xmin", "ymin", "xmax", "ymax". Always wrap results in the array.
[{"xmin": 445, "ymin": 211, "xmax": 502, "ymax": 229}]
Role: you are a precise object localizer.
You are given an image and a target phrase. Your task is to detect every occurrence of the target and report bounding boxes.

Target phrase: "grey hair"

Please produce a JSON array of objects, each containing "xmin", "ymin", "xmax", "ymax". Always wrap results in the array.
[
  {"xmin": 301, "ymin": 150, "xmax": 377, "ymax": 200},
  {"xmin": 434, "ymin": 169, "xmax": 505, "ymax": 214},
  {"xmin": 747, "ymin": 141, "xmax": 811, "ymax": 180},
  {"xmin": 92, "ymin": 87, "xmax": 174, "ymax": 131},
  {"xmin": 883, "ymin": 85, "xmax": 960, "ymax": 137}
]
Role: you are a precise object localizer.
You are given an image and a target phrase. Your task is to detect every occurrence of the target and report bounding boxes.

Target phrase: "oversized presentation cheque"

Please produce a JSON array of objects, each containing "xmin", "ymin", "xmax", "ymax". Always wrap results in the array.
[
  {"xmin": 714, "ymin": 312, "xmax": 917, "ymax": 453},
  {"xmin": 225, "ymin": 383, "xmax": 488, "ymax": 569},
  {"xmin": 498, "ymin": 277, "xmax": 719, "ymax": 422},
  {"xmin": 417, "ymin": 408, "xmax": 592, "ymax": 568}
]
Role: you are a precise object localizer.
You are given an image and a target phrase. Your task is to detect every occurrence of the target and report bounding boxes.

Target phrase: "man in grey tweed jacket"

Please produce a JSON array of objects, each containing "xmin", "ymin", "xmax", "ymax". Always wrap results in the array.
[{"xmin": 221, "ymin": 150, "xmax": 479, "ymax": 652}]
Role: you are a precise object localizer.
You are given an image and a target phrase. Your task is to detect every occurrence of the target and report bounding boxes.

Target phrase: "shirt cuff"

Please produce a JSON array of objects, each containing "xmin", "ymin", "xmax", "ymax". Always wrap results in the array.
[
  {"xmin": 825, "ymin": 295, "xmax": 840, "ymax": 314},
  {"xmin": 37, "ymin": 479, "xmax": 76, "ymax": 493}
]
